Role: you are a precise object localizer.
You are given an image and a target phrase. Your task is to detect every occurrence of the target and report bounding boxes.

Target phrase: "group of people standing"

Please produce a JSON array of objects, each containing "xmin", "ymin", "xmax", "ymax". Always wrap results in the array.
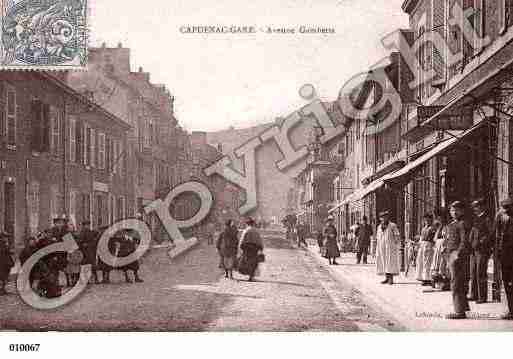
[
  {"xmin": 0, "ymin": 216, "xmax": 144, "ymax": 298},
  {"xmin": 378, "ymin": 198, "xmax": 513, "ymax": 320},
  {"xmin": 216, "ymin": 217, "xmax": 265, "ymax": 282}
]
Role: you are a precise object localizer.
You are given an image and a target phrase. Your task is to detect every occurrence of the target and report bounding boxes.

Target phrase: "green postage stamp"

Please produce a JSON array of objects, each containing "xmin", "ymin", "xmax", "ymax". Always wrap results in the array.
[{"xmin": 0, "ymin": 0, "xmax": 87, "ymax": 69}]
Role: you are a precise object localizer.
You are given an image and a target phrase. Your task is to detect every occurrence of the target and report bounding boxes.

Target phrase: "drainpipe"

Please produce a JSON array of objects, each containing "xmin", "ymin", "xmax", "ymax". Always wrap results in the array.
[{"xmin": 25, "ymin": 158, "xmax": 30, "ymax": 241}]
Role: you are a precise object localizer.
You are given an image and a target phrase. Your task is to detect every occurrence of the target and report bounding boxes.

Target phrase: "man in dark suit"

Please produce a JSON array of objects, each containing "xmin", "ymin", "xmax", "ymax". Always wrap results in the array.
[
  {"xmin": 78, "ymin": 221, "xmax": 100, "ymax": 284},
  {"xmin": 469, "ymin": 199, "xmax": 493, "ymax": 304},
  {"xmin": 494, "ymin": 198, "xmax": 513, "ymax": 320},
  {"xmin": 356, "ymin": 216, "xmax": 373, "ymax": 264},
  {"xmin": 446, "ymin": 201, "xmax": 471, "ymax": 319}
]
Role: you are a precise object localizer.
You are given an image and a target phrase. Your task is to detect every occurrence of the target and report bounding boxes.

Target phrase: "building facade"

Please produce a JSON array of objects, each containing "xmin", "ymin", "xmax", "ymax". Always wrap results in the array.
[
  {"xmin": 0, "ymin": 71, "xmax": 131, "ymax": 252},
  {"xmin": 66, "ymin": 43, "xmax": 193, "ymax": 242}
]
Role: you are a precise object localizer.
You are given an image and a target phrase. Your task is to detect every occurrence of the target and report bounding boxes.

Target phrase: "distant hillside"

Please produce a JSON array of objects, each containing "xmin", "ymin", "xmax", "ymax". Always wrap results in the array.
[{"xmin": 206, "ymin": 122, "xmax": 274, "ymax": 154}]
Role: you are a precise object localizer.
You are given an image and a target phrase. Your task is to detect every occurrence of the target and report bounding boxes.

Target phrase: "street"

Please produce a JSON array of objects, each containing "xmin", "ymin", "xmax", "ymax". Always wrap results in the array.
[{"xmin": 0, "ymin": 230, "xmax": 399, "ymax": 332}]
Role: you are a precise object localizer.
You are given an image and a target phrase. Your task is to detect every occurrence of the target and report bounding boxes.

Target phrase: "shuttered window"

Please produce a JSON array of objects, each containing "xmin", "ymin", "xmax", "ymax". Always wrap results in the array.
[
  {"xmin": 432, "ymin": 0, "xmax": 446, "ymax": 83},
  {"xmin": 85, "ymin": 125, "xmax": 91, "ymax": 166},
  {"xmin": 98, "ymin": 132, "xmax": 106, "ymax": 169},
  {"xmin": 6, "ymin": 85, "xmax": 16, "ymax": 146},
  {"xmin": 50, "ymin": 105, "xmax": 61, "ymax": 154},
  {"xmin": 76, "ymin": 120, "xmax": 83, "ymax": 164},
  {"xmin": 105, "ymin": 137, "xmax": 112, "ymax": 172},
  {"xmin": 91, "ymin": 129, "xmax": 96, "ymax": 168},
  {"xmin": 69, "ymin": 116, "xmax": 76, "ymax": 163}
]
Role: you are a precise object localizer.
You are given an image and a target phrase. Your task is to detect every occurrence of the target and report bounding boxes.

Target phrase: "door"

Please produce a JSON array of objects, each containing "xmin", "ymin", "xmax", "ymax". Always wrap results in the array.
[{"xmin": 4, "ymin": 182, "xmax": 15, "ymax": 248}]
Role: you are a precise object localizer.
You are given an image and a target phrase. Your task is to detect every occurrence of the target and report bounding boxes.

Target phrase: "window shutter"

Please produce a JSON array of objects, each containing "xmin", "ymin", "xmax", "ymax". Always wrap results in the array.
[
  {"xmin": 42, "ymin": 104, "xmax": 51, "ymax": 152},
  {"xmin": 31, "ymin": 100, "xmax": 42, "ymax": 151},
  {"xmin": 105, "ymin": 137, "xmax": 111, "ymax": 172},
  {"xmin": 76, "ymin": 120, "xmax": 82, "ymax": 163},
  {"xmin": 432, "ymin": 0, "xmax": 446, "ymax": 82},
  {"xmin": 90, "ymin": 128, "xmax": 96, "ymax": 167}
]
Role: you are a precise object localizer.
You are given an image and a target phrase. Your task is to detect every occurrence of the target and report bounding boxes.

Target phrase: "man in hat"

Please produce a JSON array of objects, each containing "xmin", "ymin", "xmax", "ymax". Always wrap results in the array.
[
  {"xmin": 445, "ymin": 201, "xmax": 471, "ymax": 319},
  {"xmin": 0, "ymin": 232, "xmax": 15, "ymax": 295},
  {"xmin": 469, "ymin": 199, "xmax": 493, "ymax": 304},
  {"xmin": 322, "ymin": 216, "xmax": 340, "ymax": 265},
  {"xmin": 494, "ymin": 197, "xmax": 513, "ymax": 319},
  {"xmin": 375, "ymin": 210, "xmax": 400, "ymax": 284},
  {"xmin": 356, "ymin": 216, "xmax": 373, "ymax": 264},
  {"xmin": 296, "ymin": 219, "xmax": 308, "ymax": 248},
  {"xmin": 49, "ymin": 215, "xmax": 71, "ymax": 284},
  {"xmin": 78, "ymin": 220, "xmax": 100, "ymax": 284}
]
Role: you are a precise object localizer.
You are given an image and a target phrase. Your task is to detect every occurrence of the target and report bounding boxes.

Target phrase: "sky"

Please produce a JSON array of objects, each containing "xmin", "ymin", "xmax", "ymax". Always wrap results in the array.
[{"xmin": 90, "ymin": 0, "xmax": 409, "ymax": 132}]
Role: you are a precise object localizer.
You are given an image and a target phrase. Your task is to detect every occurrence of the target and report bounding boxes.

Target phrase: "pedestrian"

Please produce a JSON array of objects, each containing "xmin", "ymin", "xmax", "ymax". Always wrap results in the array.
[
  {"xmin": 316, "ymin": 229, "xmax": 324, "ymax": 254},
  {"xmin": 238, "ymin": 217, "xmax": 264, "ymax": 282},
  {"xmin": 207, "ymin": 222, "xmax": 216, "ymax": 245},
  {"xmin": 0, "ymin": 232, "xmax": 15, "ymax": 295},
  {"xmin": 469, "ymin": 199, "xmax": 493, "ymax": 304},
  {"xmin": 49, "ymin": 216, "xmax": 70, "ymax": 282},
  {"xmin": 36, "ymin": 231, "xmax": 62, "ymax": 298},
  {"xmin": 445, "ymin": 201, "xmax": 471, "ymax": 320},
  {"xmin": 416, "ymin": 213, "xmax": 436, "ymax": 286},
  {"xmin": 296, "ymin": 220, "xmax": 308, "ymax": 248},
  {"xmin": 356, "ymin": 216, "xmax": 373, "ymax": 264},
  {"xmin": 97, "ymin": 226, "xmax": 114, "ymax": 284},
  {"xmin": 431, "ymin": 210, "xmax": 450, "ymax": 291},
  {"xmin": 494, "ymin": 198, "xmax": 513, "ymax": 320},
  {"xmin": 119, "ymin": 229, "xmax": 144, "ymax": 283},
  {"xmin": 65, "ymin": 243, "xmax": 84, "ymax": 287},
  {"xmin": 19, "ymin": 236, "xmax": 41, "ymax": 291},
  {"xmin": 78, "ymin": 221, "xmax": 100, "ymax": 284},
  {"xmin": 375, "ymin": 211, "xmax": 401, "ymax": 285},
  {"xmin": 322, "ymin": 216, "xmax": 340, "ymax": 265},
  {"xmin": 216, "ymin": 219, "xmax": 239, "ymax": 279}
]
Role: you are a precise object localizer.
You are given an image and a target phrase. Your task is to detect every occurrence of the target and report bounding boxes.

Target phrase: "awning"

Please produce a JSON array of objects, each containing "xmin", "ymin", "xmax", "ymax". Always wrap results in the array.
[
  {"xmin": 351, "ymin": 173, "xmax": 395, "ymax": 202},
  {"xmin": 386, "ymin": 121, "xmax": 486, "ymax": 183},
  {"xmin": 329, "ymin": 192, "xmax": 356, "ymax": 213}
]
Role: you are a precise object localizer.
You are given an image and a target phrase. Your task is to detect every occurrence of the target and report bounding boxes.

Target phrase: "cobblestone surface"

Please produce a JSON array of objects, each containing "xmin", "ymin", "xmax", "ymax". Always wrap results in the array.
[{"xmin": 0, "ymin": 232, "xmax": 399, "ymax": 331}]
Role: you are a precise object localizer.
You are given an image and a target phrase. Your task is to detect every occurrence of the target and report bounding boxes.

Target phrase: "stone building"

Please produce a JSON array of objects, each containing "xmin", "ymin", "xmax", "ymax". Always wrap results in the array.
[
  {"xmin": 0, "ymin": 71, "xmax": 131, "ymax": 251},
  {"xmin": 65, "ymin": 43, "xmax": 191, "ymax": 241}
]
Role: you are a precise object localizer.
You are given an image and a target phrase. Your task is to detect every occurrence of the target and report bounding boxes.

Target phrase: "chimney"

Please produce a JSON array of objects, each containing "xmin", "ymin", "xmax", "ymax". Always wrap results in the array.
[
  {"xmin": 118, "ymin": 42, "xmax": 123, "ymax": 48},
  {"xmin": 217, "ymin": 143, "xmax": 223, "ymax": 153}
]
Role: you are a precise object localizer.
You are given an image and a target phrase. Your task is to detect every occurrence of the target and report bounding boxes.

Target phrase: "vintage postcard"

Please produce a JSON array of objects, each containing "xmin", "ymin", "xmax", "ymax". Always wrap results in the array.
[
  {"xmin": 0, "ymin": 0, "xmax": 87, "ymax": 69},
  {"xmin": 1, "ymin": 0, "xmax": 513, "ymax": 356}
]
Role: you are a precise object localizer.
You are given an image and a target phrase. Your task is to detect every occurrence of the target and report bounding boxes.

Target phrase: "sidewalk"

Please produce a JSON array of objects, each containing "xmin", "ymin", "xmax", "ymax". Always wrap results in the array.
[{"xmin": 305, "ymin": 240, "xmax": 513, "ymax": 331}]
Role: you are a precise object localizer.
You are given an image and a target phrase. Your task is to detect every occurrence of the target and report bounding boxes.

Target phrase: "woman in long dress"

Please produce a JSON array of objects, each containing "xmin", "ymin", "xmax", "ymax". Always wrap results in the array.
[
  {"xmin": 238, "ymin": 218, "xmax": 264, "ymax": 282},
  {"xmin": 217, "ymin": 219, "xmax": 239, "ymax": 279},
  {"xmin": 376, "ymin": 211, "xmax": 401, "ymax": 285},
  {"xmin": 323, "ymin": 216, "xmax": 340, "ymax": 265},
  {"xmin": 416, "ymin": 213, "xmax": 436, "ymax": 286},
  {"xmin": 430, "ymin": 211, "xmax": 450, "ymax": 291}
]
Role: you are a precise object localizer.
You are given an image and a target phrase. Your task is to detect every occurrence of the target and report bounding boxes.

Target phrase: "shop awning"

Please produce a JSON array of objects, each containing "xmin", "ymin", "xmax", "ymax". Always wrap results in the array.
[
  {"xmin": 351, "ymin": 173, "xmax": 395, "ymax": 202},
  {"xmin": 386, "ymin": 121, "xmax": 486, "ymax": 183}
]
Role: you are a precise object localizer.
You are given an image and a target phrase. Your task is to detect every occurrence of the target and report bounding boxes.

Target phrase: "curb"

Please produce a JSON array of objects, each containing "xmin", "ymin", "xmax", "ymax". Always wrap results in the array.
[{"xmin": 303, "ymin": 243, "xmax": 413, "ymax": 330}]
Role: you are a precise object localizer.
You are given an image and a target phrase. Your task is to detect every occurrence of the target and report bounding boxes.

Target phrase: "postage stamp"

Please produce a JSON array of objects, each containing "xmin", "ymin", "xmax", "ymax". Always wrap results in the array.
[{"xmin": 0, "ymin": 0, "xmax": 87, "ymax": 69}]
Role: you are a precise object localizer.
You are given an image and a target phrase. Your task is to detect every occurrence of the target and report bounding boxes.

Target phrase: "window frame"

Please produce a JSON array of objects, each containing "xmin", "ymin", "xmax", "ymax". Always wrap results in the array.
[
  {"xmin": 5, "ymin": 83, "xmax": 16, "ymax": 147},
  {"xmin": 69, "ymin": 116, "xmax": 77, "ymax": 163}
]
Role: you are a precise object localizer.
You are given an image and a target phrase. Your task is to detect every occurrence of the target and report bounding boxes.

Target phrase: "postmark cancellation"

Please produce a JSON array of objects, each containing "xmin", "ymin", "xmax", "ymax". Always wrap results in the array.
[{"xmin": 0, "ymin": 0, "xmax": 88, "ymax": 70}]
